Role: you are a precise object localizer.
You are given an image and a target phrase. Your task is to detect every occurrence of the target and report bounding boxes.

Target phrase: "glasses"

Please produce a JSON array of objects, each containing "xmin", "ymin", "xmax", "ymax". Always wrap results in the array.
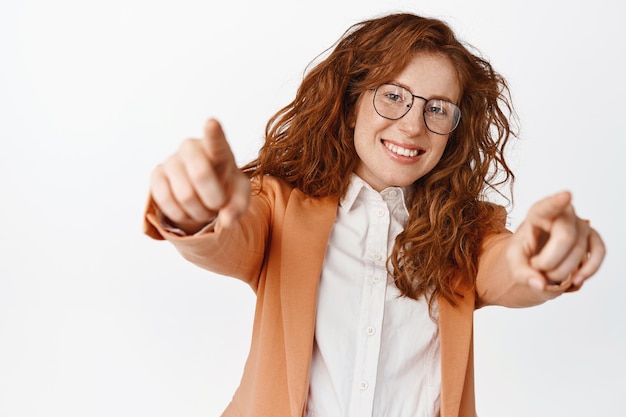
[{"xmin": 372, "ymin": 83, "xmax": 461, "ymax": 135}]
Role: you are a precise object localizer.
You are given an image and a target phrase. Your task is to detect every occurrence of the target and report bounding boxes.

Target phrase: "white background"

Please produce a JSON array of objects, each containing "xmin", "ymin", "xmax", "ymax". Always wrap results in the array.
[{"xmin": 1, "ymin": 0, "xmax": 624, "ymax": 416}]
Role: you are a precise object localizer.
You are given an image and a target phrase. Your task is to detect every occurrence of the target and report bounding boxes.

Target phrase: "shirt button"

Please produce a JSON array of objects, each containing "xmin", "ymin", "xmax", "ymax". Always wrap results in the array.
[
  {"xmin": 366, "ymin": 326, "xmax": 376, "ymax": 336},
  {"xmin": 372, "ymin": 275, "xmax": 381, "ymax": 284},
  {"xmin": 388, "ymin": 190, "xmax": 398, "ymax": 198},
  {"xmin": 375, "ymin": 208, "xmax": 385, "ymax": 217},
  {"xmin": 359, "ymin": 380, "xmax": 369, "ymax": 390},
  {"xmin": 373, "ymin": 253, "xmax": 382, "ymax": 262}
]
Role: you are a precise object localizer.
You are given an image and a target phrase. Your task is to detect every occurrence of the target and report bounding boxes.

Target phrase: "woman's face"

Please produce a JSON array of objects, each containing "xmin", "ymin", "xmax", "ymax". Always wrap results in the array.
[{"xmin": 352, "ymin": 52, "xmax": 461, "ymax": 191}]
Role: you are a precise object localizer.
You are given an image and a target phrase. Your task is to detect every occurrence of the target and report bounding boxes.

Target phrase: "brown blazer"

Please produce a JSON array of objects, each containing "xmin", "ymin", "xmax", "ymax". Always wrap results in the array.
[{"xmin": 144, "ymin": 176, "xmax": 565, "ymax": 417}]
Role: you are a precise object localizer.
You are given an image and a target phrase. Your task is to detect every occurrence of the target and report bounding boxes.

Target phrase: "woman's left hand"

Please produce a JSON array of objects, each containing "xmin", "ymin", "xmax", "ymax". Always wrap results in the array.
[{"xmin": 506, "ymin": 191, "xmax": 606, "ymax": 292}]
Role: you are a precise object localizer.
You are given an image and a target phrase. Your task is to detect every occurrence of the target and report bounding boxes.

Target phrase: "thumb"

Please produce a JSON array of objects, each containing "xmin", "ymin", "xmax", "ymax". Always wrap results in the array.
[{"xmin": 217, "ymin": 172, "xmax": 252, "ymax": 228}]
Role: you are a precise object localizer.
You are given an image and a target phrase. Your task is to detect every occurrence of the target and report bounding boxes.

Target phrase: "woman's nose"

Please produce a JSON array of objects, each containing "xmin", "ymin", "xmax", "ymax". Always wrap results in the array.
[{"xmin": 396, "ymin": 101, "xmax": 427, "ymax": 137}]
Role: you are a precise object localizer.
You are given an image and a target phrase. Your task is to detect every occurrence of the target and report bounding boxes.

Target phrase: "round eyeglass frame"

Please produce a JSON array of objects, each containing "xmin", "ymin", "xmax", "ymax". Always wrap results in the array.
[{"xmin": 372, "ymin": 83, "xmax": 462, "ymax": 135}]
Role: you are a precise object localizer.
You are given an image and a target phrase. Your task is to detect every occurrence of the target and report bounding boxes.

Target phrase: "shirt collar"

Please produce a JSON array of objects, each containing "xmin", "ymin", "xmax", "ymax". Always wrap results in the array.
[{"xmin": 340, "ymin": 173, "xmax": 411, "ymax": 214}]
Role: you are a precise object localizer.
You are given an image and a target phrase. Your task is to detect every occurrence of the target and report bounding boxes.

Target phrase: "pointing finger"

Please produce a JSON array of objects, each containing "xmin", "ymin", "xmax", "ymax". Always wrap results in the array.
[
  {"xmin": 530, "ymin": 208, "xmax": 581, "ymax": 273},
  {"xmin": 202, "ymin": 118, "xmax": 237, "ymax": 168},
  {"xmin": 525, "ymin": 191, "xmax": 573, "ymax": 231}
]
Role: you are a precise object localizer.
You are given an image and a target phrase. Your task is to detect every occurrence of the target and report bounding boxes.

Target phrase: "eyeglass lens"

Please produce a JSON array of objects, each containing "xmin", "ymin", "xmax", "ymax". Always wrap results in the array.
[{"xmin": 373, "ymin": 84, "xmax": 460, "ymax": 134}]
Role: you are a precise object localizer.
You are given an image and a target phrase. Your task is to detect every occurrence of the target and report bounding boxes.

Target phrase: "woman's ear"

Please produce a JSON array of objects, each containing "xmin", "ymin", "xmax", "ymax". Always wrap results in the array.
[
  {"xmin": 347, "ymin": 95, "xmax": 361, "ymax": 129},
  {"xmin": 347, "ymin": 112, "xmax": 356, "ymax": 129}
]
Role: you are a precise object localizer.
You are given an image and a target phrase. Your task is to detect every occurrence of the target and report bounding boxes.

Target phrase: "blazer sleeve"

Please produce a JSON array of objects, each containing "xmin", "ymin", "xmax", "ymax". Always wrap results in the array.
[{"xmin": 143, "ymin": 178, "xmax": 279, "ymax": 290}]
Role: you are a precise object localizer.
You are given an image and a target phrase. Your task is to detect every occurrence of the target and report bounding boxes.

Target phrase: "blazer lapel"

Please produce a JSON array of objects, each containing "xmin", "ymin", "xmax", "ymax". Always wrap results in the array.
[
  {"xmin": 279, "ymin": 191, "xmax": 338, "ymax": 416},
  {"xmin": 439, "ymin": 286, "xmax": 476, "ymax": 417}
]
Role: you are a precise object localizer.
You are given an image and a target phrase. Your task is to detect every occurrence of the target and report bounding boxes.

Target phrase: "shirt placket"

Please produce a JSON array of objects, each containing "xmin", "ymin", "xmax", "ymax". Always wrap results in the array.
[{"xmin": 348, "ymin": 197, "xmax": 390, "ymax": 417}]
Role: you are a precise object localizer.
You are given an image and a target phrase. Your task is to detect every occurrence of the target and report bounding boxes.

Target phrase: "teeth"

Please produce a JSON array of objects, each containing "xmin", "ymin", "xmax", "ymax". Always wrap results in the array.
[{"xmin": 384, "ymin": 141, "xmax": 420, "ymax": 157}]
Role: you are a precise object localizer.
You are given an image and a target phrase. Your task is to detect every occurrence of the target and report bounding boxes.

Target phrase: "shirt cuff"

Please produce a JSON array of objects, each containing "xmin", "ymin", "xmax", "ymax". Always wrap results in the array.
[{"xmin": 159, "ymin": 212, "xmax": 218, "ymax": 236}]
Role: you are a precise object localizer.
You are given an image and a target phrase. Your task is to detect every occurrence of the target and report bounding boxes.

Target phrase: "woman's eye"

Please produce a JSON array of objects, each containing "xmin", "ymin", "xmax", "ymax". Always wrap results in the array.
[
  {"xmin": 426, "ymin": 103, "xmax": 447, "ymax": 115},
  {"xmin": 385, "ymin": 93, "xmax": 402, "ymax": 102},
  {"xmin": 427, "ymin": 106, "xmax": 444, "ymax": 114}
]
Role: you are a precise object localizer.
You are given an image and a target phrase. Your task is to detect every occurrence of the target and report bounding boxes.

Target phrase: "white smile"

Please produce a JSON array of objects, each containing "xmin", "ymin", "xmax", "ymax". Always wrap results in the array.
[{"xmin": 384, "ymin": 141, "xmax": 422, "ymax": 157}]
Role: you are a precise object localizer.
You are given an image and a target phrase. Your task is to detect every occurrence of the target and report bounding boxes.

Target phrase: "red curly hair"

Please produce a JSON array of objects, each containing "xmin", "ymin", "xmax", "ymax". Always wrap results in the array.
[{"xmin": 242, "ymin": 13, "xmax": 516, "ymax": 308}]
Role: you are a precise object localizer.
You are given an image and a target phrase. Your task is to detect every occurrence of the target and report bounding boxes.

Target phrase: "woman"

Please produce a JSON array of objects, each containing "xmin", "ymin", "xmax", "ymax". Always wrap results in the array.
[{"xmin": 144, "ymin": 12, "xmax": 605, "ymax": 417}]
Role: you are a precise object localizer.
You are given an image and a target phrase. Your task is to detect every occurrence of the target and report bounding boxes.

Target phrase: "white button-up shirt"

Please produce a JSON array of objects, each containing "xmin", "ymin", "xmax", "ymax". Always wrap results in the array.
[{"xmin": 307, "ymin": 175, "xmax": 441, "ymax": 417}]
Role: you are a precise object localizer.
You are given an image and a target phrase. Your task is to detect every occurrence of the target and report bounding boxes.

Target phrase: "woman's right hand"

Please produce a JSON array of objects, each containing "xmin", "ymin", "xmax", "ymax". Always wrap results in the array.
[{"xmin": 149, "ymin": 119, "xmax": 251, "ymax": 235}]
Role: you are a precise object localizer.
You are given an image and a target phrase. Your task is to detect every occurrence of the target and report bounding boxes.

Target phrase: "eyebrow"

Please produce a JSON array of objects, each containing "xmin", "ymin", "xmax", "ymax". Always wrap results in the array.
[{"xmin": 389, "ymin": 81, "xmax": 458, "ymax": 105}]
